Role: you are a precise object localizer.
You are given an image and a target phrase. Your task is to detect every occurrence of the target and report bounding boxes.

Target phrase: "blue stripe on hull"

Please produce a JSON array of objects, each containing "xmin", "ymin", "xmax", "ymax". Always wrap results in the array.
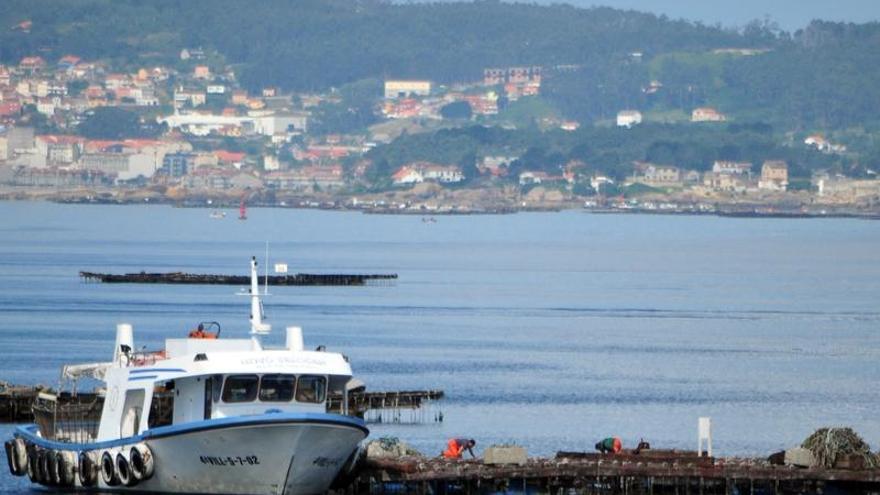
[
  {"xmin": 129, "ymin": 368, "xmax": 187, "ymax": 374},
  {"xmin": 15, "ymin": 412, "xmax": 368, "ymax": 451}
]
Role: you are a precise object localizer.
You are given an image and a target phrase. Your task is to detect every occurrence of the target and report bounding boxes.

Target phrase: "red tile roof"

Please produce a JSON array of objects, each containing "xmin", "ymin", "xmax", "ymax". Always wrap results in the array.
[{"xmin": 215, "ymin": 150, "xmax": 246, "ymax": 163}]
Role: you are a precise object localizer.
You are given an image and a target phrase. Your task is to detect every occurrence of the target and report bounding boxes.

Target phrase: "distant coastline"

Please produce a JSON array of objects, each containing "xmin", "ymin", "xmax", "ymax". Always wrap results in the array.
[{"xmin": 2, "ymin": 190, "xmax": 878, "ymax": 220}]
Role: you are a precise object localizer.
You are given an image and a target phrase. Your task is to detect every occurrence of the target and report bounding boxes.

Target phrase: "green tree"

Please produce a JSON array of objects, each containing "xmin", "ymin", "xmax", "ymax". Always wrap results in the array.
[
  {"xmin": 440, "ymin": 101, "xmax": 473, "ymax": 120},
  {"xmin": 66, "ymin": 80, "xmax": 88, "ymax": 97},
  {"xmin": 78, "ymin": 107, "xmax": 161, "ymax": 139}
]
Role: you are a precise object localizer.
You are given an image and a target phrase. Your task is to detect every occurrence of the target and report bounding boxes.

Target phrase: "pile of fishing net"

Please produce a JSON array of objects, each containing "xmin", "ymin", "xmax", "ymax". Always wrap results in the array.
[
  {"xmin": 800, "ymin": 427, "xmax": 878, "ymax": 469},
  {"xmin": 366, "ymin": 436, "xmax": 423, "ymax": 459}
]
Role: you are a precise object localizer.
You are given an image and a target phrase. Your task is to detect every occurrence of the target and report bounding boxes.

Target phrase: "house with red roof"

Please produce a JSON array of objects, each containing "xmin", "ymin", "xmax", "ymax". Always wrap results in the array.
[
  {"xmin": 19, "ymin": 57, "xmax": 46, "ymax": 74},
  {"xmin": 0, "ymin": 102, "xmax": 21, "ymax": 118},
  {"xmin": 58, "ymin": 55, "xmax": 81, "ymax": 70},
  {"xmin": 214, "ymin": 150, "xmax": 246, "ymax": 168},
  {"xmin": 392, "ymin": 166, "xmax": 423, "ymax": 185}
]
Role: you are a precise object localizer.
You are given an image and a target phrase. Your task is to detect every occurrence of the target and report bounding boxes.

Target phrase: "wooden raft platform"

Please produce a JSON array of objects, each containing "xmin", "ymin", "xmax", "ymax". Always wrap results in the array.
[
  {"xmin": 79, "ymin": 271, "xmax": 397, "ymax": 286},
  {"xmin": 0, "ymin": 385, "xmax": 442, "ymax": 423},
  {"xmin": 329, "ymin": 390, "xmax": 445, "ymax": 417},
  {"xmin": 347, "ymin": 451, "xmax": 880, "ymax": 494},
  {"xmin": 0, "ymin": 382, "xmax": 40, "ymax": 422}
]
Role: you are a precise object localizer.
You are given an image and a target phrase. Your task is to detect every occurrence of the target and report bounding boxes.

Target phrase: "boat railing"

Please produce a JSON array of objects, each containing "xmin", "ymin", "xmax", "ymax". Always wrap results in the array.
[
  {"xmin": 32, "ymin": 392, "xmax": 102, "ymax": 443},
  {"xmin": 128, "ymin": 349, "xmax": 168, "ymax": 367}
]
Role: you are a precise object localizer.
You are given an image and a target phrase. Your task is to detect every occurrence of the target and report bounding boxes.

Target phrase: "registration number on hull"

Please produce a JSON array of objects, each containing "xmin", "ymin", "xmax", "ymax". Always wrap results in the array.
[{"xmin": 199, "ymin": 455, "xmax": 260, "ymax": 466}]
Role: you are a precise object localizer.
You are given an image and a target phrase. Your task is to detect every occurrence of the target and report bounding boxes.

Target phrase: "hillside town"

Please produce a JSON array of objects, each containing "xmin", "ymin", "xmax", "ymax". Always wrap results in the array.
[{"xmin": 0, "ymin": 51, "xmax": 878, "ymax": 216}]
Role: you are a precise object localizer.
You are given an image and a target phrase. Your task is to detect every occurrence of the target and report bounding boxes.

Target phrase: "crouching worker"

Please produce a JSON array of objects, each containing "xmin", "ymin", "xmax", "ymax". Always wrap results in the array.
[
  {"xmin": 442, "ymin": 438, "xmax": 476, "ymax": 459},
  {"xmin": 595, "ymin": 436, "xmax": 622, "ymax": 455}
]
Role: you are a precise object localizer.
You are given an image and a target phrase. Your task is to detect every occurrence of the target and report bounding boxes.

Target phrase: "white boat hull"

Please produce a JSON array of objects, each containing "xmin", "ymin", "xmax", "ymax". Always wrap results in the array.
[{"xmin": 16, "ymin": 413, "xmax": 368, "ymax": 495}]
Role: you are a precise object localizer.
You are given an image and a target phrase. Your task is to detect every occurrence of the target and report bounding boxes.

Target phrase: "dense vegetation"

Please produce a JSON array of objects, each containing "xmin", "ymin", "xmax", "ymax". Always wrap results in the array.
[
  {"xmin": 3, "ymin": 0, "xmax": 880, "ymax": 160},
  {"xmin": 544, "ymin": 21, "xmax": 880, "ymax": 130},
  {"xmin": 0, "ymin": 0, "xmax": 761, "ymax": 91},
  {"xmin": 365, "ymin": 124, "xmax": 866, "ymax": 180},
  {"xmin": 77, "ymin": 107, "xmax": 164, "ymax": 140}
]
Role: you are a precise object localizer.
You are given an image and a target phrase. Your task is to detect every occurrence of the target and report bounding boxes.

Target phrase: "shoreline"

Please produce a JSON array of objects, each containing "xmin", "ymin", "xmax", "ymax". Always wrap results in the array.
[{"xmin": 2, "ymin": 195, "xmax": 879, "ymax": 220}]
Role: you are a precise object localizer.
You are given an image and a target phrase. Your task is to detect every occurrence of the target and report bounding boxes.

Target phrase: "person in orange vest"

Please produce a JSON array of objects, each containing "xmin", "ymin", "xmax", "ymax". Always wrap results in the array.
[
  {"xmin": 189, "ymin": 323, "xmax": 207, "ymax": 338},
  {"xmin": 442, "ymin": 438, "xmax": 476, "ymax": 459},
  {"xmin": 188, "ymin": 323, "xmax": 217, "ymax": 339},
  {"xmin": 595, "ymin": 436, "xmax": 622, "ymax": 454}
]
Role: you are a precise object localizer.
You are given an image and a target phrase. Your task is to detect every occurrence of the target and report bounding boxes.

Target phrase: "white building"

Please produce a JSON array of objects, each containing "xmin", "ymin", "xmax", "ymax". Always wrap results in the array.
[
  {"xmin": 391, "ymin": 162, "xmax": 463, "ymax": 185},
  {"xmin": 590, "ymin": 175, "xmax": 614, "ymax": 193},
  {"xmin": 79, "ymin": 153, "xmax": 156, "ymax": 181},
  {"xmin": 421, "ymin": 164, "xmax": 464, "ymax": 183},
  {"xmin": 617, "ymin": 110, "xmax": 643, "ymax": 128},
  {"xmin": 384, "ymin": 80, "xmax": 432, "ymax": 99},
  {"xmin": 712, "ymin": 161, "xmax": 752, "ymax": 176},
  {"xmin": 263, "ymin": 154, "xmax": 281, "ymax": 172},
  {"xmin": 692, "ymin": 107, "xmax": 726, "ymax": 122},
  {"xmin": 159, "ymin": 112, "xmax": 308, "ymax": 137}
]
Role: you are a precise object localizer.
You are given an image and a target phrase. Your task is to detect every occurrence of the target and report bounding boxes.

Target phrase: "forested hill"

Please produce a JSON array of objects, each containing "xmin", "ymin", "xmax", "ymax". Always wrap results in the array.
[
  {"xmin": 3, "ymin": 1, "xmax": 880, "ymax": 129},
  {"xmin": 0, "ymin": 0, "xmax": 771, "ymax": 90}
]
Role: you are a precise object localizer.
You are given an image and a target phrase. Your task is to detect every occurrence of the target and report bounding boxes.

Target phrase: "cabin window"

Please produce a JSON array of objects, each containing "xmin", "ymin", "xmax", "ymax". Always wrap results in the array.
[
  {"xmin": 148, "ymin": 381, "xmax": 173, "ymax": 428},
  {"xmin": 259, "ymin": 374, "xmax": 296, "ymax": 402},
  {"xmin": 221, "ymin": 374, "xmax": 259, "ymax": 403},
  {"xmin": 295, "ymin": 375, "xmax": 326, "ymax": 403}
]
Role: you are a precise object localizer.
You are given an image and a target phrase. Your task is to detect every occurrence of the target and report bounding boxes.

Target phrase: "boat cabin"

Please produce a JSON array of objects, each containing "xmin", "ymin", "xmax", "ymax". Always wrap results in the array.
[{"xmin": 48, "ymin": 325, "xmax": 356, "ymax": 444}]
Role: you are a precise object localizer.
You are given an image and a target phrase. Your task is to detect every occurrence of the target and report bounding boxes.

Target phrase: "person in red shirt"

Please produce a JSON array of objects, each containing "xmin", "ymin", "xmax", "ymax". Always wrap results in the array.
[{"xmin": 442, "ymin": 438, "xmax": 476, "ymax": 459}]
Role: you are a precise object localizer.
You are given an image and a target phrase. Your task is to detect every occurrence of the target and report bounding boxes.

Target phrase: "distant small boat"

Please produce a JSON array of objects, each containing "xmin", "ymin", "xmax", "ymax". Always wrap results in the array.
[{"xmin": 209, "ymin": 210, "xmax": 226, "ymax": 219}]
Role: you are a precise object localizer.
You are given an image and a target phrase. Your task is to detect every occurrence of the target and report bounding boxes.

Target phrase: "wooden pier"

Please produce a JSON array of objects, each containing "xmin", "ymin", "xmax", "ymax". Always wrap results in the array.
[
  {"xmin": 79, "ymin": 270, "xmax": 397, "ymax": 286},
  {"xmin": 345, "ymin": 450, "xmax": 880, "ymax": 494}
]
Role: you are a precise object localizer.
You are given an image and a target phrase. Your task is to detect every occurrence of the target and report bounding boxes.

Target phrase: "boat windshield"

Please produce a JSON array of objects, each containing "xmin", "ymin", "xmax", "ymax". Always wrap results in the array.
[
  {"xmin": 221, "ymin": 374, "xmax": 259, "ymax": 403},
  {"xmin": 259, "ymin": 374, "xmax": 296, "ymax": 402},
  {"xmin": 215, "ymin": 374, "xmax": 328, "ymax": 405},
  {"xmin": 295, "ymin": 375, "xmax": 326, "ymax": 403}
]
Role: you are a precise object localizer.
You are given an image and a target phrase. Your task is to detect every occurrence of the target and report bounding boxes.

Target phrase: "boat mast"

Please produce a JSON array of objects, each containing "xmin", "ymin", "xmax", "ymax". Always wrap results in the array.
[{"xmin": 249, "ymin": 256, "xmax": 271, "ymax": 342}]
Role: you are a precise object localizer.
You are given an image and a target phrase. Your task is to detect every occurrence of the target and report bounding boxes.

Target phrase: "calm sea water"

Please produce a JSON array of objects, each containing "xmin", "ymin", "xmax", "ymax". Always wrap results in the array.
[{"xmin": 1, "ymin": 202, "xmax": 879, "ymax": 492}]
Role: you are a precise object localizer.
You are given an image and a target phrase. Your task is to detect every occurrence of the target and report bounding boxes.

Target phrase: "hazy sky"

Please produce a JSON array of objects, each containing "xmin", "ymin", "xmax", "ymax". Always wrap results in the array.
[{"xmin": 569, "ymin": 0, "xmax": 880, "ymax": 31}]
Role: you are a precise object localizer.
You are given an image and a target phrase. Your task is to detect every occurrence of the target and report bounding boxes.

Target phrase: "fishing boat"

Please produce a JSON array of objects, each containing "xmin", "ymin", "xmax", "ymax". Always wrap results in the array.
[
  {"xmin": 5, "ymin": 258, "xmax": 368, "ymax": 494},
  {"xmin": 209, "ymin": 210, "xmax": 226, "ymax": 219}
]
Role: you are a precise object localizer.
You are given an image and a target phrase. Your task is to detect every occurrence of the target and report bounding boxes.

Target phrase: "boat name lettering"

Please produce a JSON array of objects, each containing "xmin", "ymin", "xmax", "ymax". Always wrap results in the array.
[
  {"xmin": 239, "ymin": 356, "xmax": 327, "ymax": 367},
  {"xmin": 312, "ymin": 456, "xmax": 342, "ymax": 468},
  {"xmin": 199, "ymin": 455, "xmax": 260, "ymax": 467}
]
